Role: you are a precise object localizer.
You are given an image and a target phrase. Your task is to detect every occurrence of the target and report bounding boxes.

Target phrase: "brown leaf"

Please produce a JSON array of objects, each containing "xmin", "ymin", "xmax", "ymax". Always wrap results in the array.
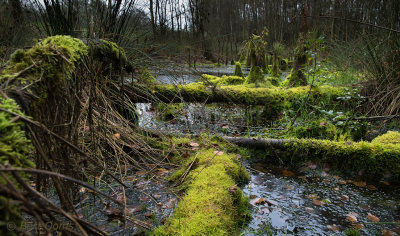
[
  {"xmin": 367, "ymin": 213, "xmax": 380, "ymax": 222},
  {"xmin": 333, "ymin": 175, "xmax": 340, "ymax": 180},
  {"xmin": 354, "ymin": 224, "xmax": 364, "ymax": 230},
  {"xmin": 327, "ymin": 224, "xmax": 340, "ymax": 231},
  {"xmin": 140, "ymin": 196, "xmax": 150, "ymax": 202},
  {"xmin": 346, "ymin": 212, "xmax": 358, "ymax": 223},
  {"xmin": 380, "ymin": 181, "xmax": 390, "ymax": 186},
  {"xmin": 252, "ymin": 198, "xmax": 267, "ymax": 205},
  {"xmin": 228, "ymin": 184, "xmax": 237, "ymax": 194},
  {"xmin": 213, "ymin": 150, "xmax": 224, "ymax": 156},
  {"xmin": 144, "ymin": 212, "xmax": 154, "ymax": 217},
  {"xmin": 136, "ymin": 170, "xmax": 147, "ymax": 176},
  {"xmin": 353, "ymin": 181, "xmax": 367, "ymax": 187},
  {"xmin": 307, "ymin": 161, "xmax": 317, "ymax": 170},
  {"xmin": 312, "ymin": 199, "xmax": 325, "ymax": 206},
  {"xmin": 189, "ymin": 141, "xmax": 199, "ymax": 147},
  {"xmin": 305, "ymin": 207, "xmax": 315, "ymax": 214},
  {"xmin": 113, "ymin": 133, "xmax": 120, "ymax": 139},
  {"xmin": 157, "ymin": 168, "xmax": 169, "ymax": 175},
  {"xmin": 339, "ymin": 195, "xmax": 349, "ymax": 201},
  {"xmin": 333, "ymin": 187, "xmax": 340, "ymax": 191},
  {"xmin": 284, "ymin": 185, "xmax": 293, "ymax": 190},
  {"xmin": 124, "ymin": 176, "xmax": 136, "ymax": 181},
  {"xmin": 105, "ymin": 205, "xmax": 122, "ymax": 217},
  {"xmin": 281, "ymin": 169, "xmax": 295, "ymax": 177},
  {"xmin": 221, "ymin": 125, "xmax": 229, "ymax": 129},
  {"xmin": 153, "ymin": 194, "xmax": 162, "ymax": 199},
  {"xmin": 382, "ymin": 230, "xmax": 397, "ymax": 236},
  {"xmin": 308, "ymin": 194, "xmax": 318, "ymax": 199},
  {"xmin": 337, "ymin": 180, "xmax": 347, "ymax": 185},
  {"xmin": 367, "ymin": 185, "xmax": 377, "ymax": 191},
  {"xmin": 127, "ymin": 205, "xmax": 143, "ymax": 214}
]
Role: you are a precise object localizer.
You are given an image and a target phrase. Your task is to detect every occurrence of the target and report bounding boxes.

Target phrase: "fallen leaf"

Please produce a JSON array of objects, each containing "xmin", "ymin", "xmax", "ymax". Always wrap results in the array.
[
  {"xmin": 327, "ymin": 224, "xmax": 340, "ymax": 231},
  {"xmin": 284, "ymin": 185, "xmax": 293, "ymax": 190},
  {"xmin": 113, "ymin": 133, "xmax": 120, "ymax": 139},
  {"xmin": 354, "ymin": 224, "xmax": 364, "ymax": 230},
  {"xmin": 105, "ymin": 204, "xmax": 122, "ymax": 218},
  {"xmin": 321, "ymin": 171, "xmax": 329, "ymax": 177},
  {"xmin": 313, "ymin": 199, "xmax": 325, "ymax": 206},
  {"xmin": 127, "ymin": 205, "xmax": 143, "ymax": 214},
  {"xmin": 221, "ymin": 125, "xmax": 229, "ymax": 129},
  {"xmin": 340, "ymin": 195, "xmax": 349, "ymax": 201},
  {"xmin": 79, "ymin": 187, "xmax": 86, "ymax": 193},
  {"xmin": 305, "ymin": 207, "xmax": 315, "ymax": 214},
  {"xmin": 136, "ymin": 170, "xmax": 147, "ymax": 176},
  {"xmin": 346, "ymin": 212, "xmax": 358, "ymax": 223},
  {"xmin": 153, "ymin": 194, "xmax": 162, "ymax": 199},
  {"xmin": 322, "ymin": 199, "xmax": 331, "ymax": 204},
  {"xmin": 323, "ymin": 179, "xmax": 331, "ymax": 183},
  {"xmin": 367, "ymin": 213, "xmax": 380, "ymax": 222},
  {"xmin": 140, "ymin": 196, "xmax": 150, "ymax": 202},
  {"xmin": 353, "ymin": 181, "xmax": 367, "ymax": 187},
  {"xmin": 213, "ymin": 150, "xmax": 224, "ymax": 155},
  {"xmin": 124, "ymin": 176, "xmax": 136, "ymax": 181},
  {"xmin": 144, "ymin": 212, "xmax": 153, "ymax": 217},
  {"xmin": 307, "ymin": 161, "xmax": 317, "ymax": 170},
  {"xmin": 308, "ymin": 194, "xmax": 318, "ymax": 199},
  {"xmin": 333, "ymin": 187, "xmax": 340, "ymax": 191},
  {"xmin": 228, "ymin": 184, "xmax": 237, "ymax": 194},
  {"xmin": 367, "ymin": 185, "xmax": 377, "ymax": 190},
  {"xmin": 157, "ymin": 168, "xmax": 169, "ymax": 175},
  {"xmin": 382, "ymin": 230, "xmax": 397, "ymax": 236},
  {"xmin": 333, "ymin": 175, "xmax": 341, "ymax": 180},
  {"xmin": 380, "ymin": 181, "xmax": 390, "ymax": 186},
  {"xmin": 252, "ymin": 198, "xmax": 267, "ymax": 205},
  {"xmin": 189, "ymin": 141, "xmax": 199, "ymax": 147},
  {"xmin": 281, "ymin": 169, "xmax": 295, "ymax": 177},
  {"xmin": 338, "ymin": 180, "xmax": 347, "ymax": 185}
]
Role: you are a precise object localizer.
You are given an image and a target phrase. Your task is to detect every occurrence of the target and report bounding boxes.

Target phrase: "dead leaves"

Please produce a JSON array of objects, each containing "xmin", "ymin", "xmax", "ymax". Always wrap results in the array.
[
  {"xmin": 346, "ymin": 212, "xmax": 358, "ymax": 223},
  {"xmin": 252, "ymin": 198, "xmax": 267, "ymax": 205},
  {"xmin": 367, "ymin": 213, "xmax": 380, "ymax": 222},
  {"xmin": 281, "ymin": 169, "xmax": 295, "ymax": 177},
  {"xmin": 312, "ymin": 199, "xmax": 325, "ymax": 206}
]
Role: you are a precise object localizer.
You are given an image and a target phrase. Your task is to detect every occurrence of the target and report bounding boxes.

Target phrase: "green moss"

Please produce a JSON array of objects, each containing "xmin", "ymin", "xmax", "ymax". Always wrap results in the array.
[
  {"xmin": 285, "ymin": 69, "xmax": 308, "ymax": 87},
  {"xmin": 245, "ymin": 66, "xmax": 265, "ymax": 86},
  {"xmin": 285, "ymin": 119, "xmax": 339, "ymax": 140},
  {"xmin": 155, "ymin": 148, "xmax": 250, "ymax": 235},
  {"xmin": 265, "ymin": 76, "xmax": 280, "ymax": 86},
  {"xmin": 138, "ymin": 67, "xmax": 155, "ymax": 83},
  {"xmin": 372, "ymin": 131, "xmax": 400, "ymax": 145},
  {"xmin": 257, "ymin": 137, "xmax": 400, "ymax": 179},
  {"xmin": 233, "ymin": 62, "xmax": 244, "ymax": 77},
  {"xmin": 0, "ymin": 97, "xmax": 34, "ymax": 234},
  {"xmin": 155, "ymin": 103, "xmax": 183, "ymax": 121},
  {"xmin": 204, "ymin": 74, "xmax": 245, "ymax": 86}
]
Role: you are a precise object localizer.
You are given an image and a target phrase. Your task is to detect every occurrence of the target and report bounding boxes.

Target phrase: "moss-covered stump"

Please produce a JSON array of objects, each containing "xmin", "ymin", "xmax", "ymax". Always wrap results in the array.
[
  {"xmin": 228, "ymin": 136, "xmax": 400, "ymax": 180},
  {"xmin": 245, "ymin": 66, "xmax": 265, "ymax": 86},
  {"xmin": 233, "ymin": 62, "xmax": 244, "ymax": 77},
  {"xmin": 155, "ymin": 148, "xmax": 250, "ymax": 235},
  {"xmin": 285, "ymin": 69, "xmax": 308, "ymax": 87},
  {"xmin": 0, "ymin": 97, "xmax": 34, "ymax": 235}
]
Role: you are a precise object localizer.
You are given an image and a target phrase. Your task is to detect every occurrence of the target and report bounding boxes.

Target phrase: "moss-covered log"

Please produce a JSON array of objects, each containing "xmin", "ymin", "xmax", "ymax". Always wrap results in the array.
[
  {"xmin": 154, "ymin": 148, "xmax": 249, "ymax": 235},
  {"xmin": 225, "ymin": 134, "xmax": 400, "ymax": 180},
  {"xmin": 130, "ymin": 81, "xmax": 345, "ymax": 107}
]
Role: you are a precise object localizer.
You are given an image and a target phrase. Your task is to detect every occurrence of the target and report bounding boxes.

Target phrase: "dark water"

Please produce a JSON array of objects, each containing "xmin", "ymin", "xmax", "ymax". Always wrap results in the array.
[
  {"xmin": 242, "ymin": 161, "xmax": 400, "ymax": 236},
  {"xmin": 136, "ymin": 102, "xmax": 273, "ymax": 136}
]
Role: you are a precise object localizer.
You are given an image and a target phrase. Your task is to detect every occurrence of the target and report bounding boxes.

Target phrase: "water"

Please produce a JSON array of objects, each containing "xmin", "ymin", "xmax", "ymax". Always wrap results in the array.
[{"xmin": 242, "ymin": 161, "xmax": 400, "ymax": 235}]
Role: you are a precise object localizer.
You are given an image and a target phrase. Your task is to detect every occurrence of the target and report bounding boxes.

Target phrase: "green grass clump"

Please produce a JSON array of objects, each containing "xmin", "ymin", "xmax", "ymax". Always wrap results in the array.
[
  {"xmin": 371, "ymin": 131, "xmax": 400, "ymax": 145},
  {"xmin": 155, "ymin": 149, "xmax": 249, "ymax": 235}
]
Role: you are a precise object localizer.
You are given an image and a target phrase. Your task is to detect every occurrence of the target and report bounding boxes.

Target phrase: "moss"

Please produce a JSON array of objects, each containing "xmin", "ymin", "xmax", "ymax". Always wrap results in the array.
[
  {"xmin": 285, "ymin": 119, "xmax": 339, "ymax": 140},
  {"xmin": 155, "ymin": 103, "xmax": 183, "ymax": 121},
  {"xmin": 155, "ymin": 149, "xmax": 250, "ymax": 235},
  {"xmin": 257, "ymin": 137, "xmax": 400, "ymax": 179},
  {"xmin": 245, "ymin": 66, "xmax": 265, "ymax": 86},
  {"xmin": 233, "ymin": 62, "xmax": 244, "ymax": 77},
  {"xmin": 372, "ymin": 131, "xmax": 400, "ymax": 145},
  {"xmin": 265, "ymin": 76, "xmax": 280, "ymax": 86},
  {"xmin": 0, "ymin": 97, "xmax": 34, "ymax": 234},
  {"xmin": 204, "ymin": 74, "xmax": 245, "ymax": 86},
  {"xmin": 138, "ymin": 67, "xmax": 155, "ymax": 83},
  {"xmin": 285, "ymin": 69, "xmax": 308, "ymax": 87}
]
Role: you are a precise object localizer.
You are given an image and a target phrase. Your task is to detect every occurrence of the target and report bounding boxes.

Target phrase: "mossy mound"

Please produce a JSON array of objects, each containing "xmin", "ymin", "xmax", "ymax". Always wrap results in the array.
[
  {"xmin": 0, "ymin": 97, "xmax": 34, "ymax": 234},
  {"xmin": 155, "ymin": 103, "xmax": 183, "ymax": 121},
  {"xmin": 285, "ymin": 69, "xmax": 308, "ymax": 87},
  {"xmin": 1, "ymin": 35, "xmax": 88, "ymax": 89},
  {"xmin": 245, "ymin": 66, "xmax": 265, "ymax": 85},
  {"xmin": 233, "ymin": 62, "xmax": 244, "ymax": 77},
  {"xmin": 155, "ymin": 148, "xmax": 249, "ymax": 235},
  {"xmin": 203, "ymin": 74, "xmax": 245, "ymax": 86},
  {"xmin": 372, "ymin": 131, "xmax": 400, "ymax": 145},
  {"xmin": 265, "ymin": 76, "xmax": 280, "ymax": 86}
]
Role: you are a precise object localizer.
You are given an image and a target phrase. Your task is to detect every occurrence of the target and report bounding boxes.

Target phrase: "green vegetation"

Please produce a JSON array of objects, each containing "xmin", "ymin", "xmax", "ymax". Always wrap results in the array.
[
  {"xmin": 0, "ymin": 98, "xmax": 34, "ymax": 235},
  {"xmin": 155, "ymin": 145, "xmax": 249, "ymax": 235},
  {"xmin": 234, "ymin": 62, "xmax": 244, "ymax": 77}
]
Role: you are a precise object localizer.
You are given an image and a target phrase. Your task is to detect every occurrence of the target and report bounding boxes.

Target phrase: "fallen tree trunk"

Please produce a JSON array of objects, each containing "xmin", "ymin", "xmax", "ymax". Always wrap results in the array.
[{"xmin": 224, "ymin": 136, "xmax": 400, "ymax": 180}]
